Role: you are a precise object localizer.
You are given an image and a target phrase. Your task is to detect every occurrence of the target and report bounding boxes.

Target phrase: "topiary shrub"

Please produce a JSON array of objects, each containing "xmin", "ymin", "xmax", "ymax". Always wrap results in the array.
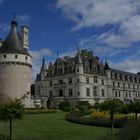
[
  {"xmin": 77, "ymin": 101, "xmax": 91, "ymax": 114},
  {"xmin": 59, "ymin": 101, "xmax": 72, "ymax": 112}
]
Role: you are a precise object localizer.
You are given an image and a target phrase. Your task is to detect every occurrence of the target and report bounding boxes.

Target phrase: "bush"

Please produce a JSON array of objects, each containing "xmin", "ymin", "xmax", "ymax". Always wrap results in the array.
[
  {"xmin": 59, "ymin": 101, "xmax": 72, "ymax": 112},
  {"xmin": 77, "ymin": 101, "xmax": 91, "ymax": 114},
  {"xmin": 0, "ymin": 134, "xmax": 9, "ymax": 140},
  {"xmin": 25, "ymin": 109, "xmax": 57, "ymax": 114}
]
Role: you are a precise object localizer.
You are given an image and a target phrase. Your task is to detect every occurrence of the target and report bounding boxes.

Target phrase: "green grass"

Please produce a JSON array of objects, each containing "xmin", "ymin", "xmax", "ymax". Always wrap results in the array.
[{"xmin": 0, "ymin": 111, "xmax": 111, "ymax": 140}]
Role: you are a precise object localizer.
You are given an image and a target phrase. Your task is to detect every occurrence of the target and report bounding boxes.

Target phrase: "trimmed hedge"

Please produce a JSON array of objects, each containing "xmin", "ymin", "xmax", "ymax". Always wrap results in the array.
[
  {"xmin": 66, "ymin": 112, "xmax": 128, "ymax": 128},
  {"xmin": 59, "ymin": 101, "xmax": 72, "ymax": 112},
  {"xmin": 25, "ymin": 109, "xmax": 58, "ymax": 114}
]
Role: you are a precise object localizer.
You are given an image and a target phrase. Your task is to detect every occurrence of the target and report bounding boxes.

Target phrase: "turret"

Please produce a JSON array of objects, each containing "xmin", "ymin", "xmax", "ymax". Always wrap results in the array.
[
  {"xmin": 40, "ymin": 58, "xmax": 47, "ymax": 80},
  {"xmin": 41, "ymin": 57, "xmax": 46, "ymax": 71},
  {"xmin": 0, "ymin": 18, "xmax": 32, "ymax": 107},
  {"xmin": 104, "ymin": 59, "xmax": 111, "ymax": 79},
  {"xmin": 104, "ymin": 59, "xmax": 112, "ymax": 98},
  {"xmin": 75, "ymin": 47, "xmax": 83, "ymax": 74}
]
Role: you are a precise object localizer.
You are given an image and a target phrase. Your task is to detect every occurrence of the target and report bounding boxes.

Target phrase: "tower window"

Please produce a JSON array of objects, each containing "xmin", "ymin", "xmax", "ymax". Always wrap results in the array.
[
  {"xmin": 78, "ymin": 92, "xmax": 80, "ymax": 96},
  {"xmin": 93, "ymin": 87, "xmax": 97, "ymax": 96},
  {"xmin": 69, "ymin": 78, "xmax": 72, "ymax": 84},
  {"xmin": 101, "ymin": 89, "xmax": 105, "ymax": 97},
  {"xmin": 94, "ymin": 76, "xmax": 98, "ymax": 83},
  {"xmin": 25, "ymin": 56, "xmax": 28, "ymax": 61},
  {"xmin": 77, "ymin": 68, "xmax": 79, "ymax": 72},
  {"xmin": 3, "ymin": 54, "xmax": 6, "ymax": 58},
  {"xmin": 77, "ymin": 79, "xmax": 79, "ymax": 83},
  {"xmin": 86, "ymin": 88, "xmax": 90, "ymax": 97},
  {"xmin": 101, "ymin": 80, "xmax": 104, "ymax": 85},
  {"xmin": 69, "ymin": 89, "xmax": 73, "ymax": 97},
  {"xmin": 86, "ymin": 77, "xmax": 89, "ymax": 84},
  {"xmin": 118, "ymin": 82, "xmax": 120, "ymax": 87},
  {"xmin": 15, "ymin": 55, "xmax": 18, "ymax": 59},
  {"xmin": 49, "ymin": 81, "xmax": 53, "ymax": 86}
]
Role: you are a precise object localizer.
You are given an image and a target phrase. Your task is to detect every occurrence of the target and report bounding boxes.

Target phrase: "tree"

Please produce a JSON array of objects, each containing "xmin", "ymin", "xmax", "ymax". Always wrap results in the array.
[
  {"xmin": 94, "ymin": 102, "xmax": 100, "ymax": 110},
  {"xmin": 128, "ymin": 101, "xmax": 140, "ymax": 121},
  {"xmin": 120, "ymin": 104, "xmax": 129, "ymax": 119},
  {"xmin": 59, "ymin": 101, "xmax": 72, "ymax": 111},
  {"xmin": 0, "ymin": 98, "xmax": 25, "ymax": 140},
  {"xmin": 78, "ymin": 101, "xmax": 90, "ymax": 113},
  {"xmin": 100, "ymin": 99, "xmax": 123, "ymax": 139}
]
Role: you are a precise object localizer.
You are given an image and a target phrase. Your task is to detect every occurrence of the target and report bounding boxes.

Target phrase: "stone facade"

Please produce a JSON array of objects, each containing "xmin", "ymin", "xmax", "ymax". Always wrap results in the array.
[{"xmin": 35, "ymin": 49, "xmax": 140, "ymax": 108}]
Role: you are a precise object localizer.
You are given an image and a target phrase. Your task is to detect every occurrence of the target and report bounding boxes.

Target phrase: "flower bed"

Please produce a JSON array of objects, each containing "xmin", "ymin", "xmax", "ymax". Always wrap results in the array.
[{"xmin": 66, "ymin": 110, "xmax": 128, "ymax": 128}]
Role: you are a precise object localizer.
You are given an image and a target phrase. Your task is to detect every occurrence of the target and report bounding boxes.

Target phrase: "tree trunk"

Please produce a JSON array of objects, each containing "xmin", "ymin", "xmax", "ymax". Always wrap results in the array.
[
  {"xmin": 135, "ymin": 112, "xmax": 137, "ymax": 121},
  {"xmin": 9, "ymin": 118, "xmax": 12, "ymax": 140},
  {"xmin": 111, "ymin": 111, "xmax": 114, "ymax": 140}
]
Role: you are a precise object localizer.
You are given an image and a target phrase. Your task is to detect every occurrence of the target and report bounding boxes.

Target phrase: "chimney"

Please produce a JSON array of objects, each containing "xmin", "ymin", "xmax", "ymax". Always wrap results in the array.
[
  {"xmin": 0, "ymin": 39, "xmax": 3, "ymax": 48},
  {"xmin": 21, "ymin": 26, "xmax": 29, "ymax": 49}
]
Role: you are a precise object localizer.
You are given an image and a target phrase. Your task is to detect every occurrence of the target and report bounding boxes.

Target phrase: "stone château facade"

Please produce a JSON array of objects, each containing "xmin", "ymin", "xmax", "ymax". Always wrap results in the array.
[{"xmin": 35, "ymin": 49, "xmax": 140, "ymax": 108}]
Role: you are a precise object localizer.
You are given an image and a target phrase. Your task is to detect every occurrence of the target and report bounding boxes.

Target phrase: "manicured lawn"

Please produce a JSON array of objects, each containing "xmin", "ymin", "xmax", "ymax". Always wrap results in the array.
[{"xmin": 0, "ymin": 111, "xmax": 111, "ymax": 140}]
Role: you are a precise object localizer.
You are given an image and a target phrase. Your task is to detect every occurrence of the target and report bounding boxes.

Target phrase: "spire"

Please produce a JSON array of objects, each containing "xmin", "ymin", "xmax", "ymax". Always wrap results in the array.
[
  {"xmin": 75, "ymin": 46, "xmax": 82, "ymax": 64},
  {"xmin": 41, "ymin": 57, "xmax": 46, "ymax": 71},
  {"xmin": 57, "ymin": 51, "xmax": 59, "ymax": 59},
  {"xmin": 11, "ymin": 13, "xmax": 18, "ymax": 28},
  {"xmin": 104, "ymin": 58, "xmax": 110, "ymax": 70}
]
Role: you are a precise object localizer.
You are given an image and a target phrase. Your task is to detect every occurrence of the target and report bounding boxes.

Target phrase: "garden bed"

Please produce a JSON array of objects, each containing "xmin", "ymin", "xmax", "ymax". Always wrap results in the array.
[{"xmin": 66, "ymin": 111, "xmax": 128, "ymax": 128}]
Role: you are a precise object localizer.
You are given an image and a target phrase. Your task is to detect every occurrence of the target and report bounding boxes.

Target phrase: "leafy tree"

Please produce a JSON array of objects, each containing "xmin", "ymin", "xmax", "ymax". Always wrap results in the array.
[
  {"xmin": 78, "ymin": 101, "xmax": 90, "ymax": 113},
  {"xmin": 128, "ymin": 101, "xmax": 140, "ymax": 121},
  {"xmin": 120, "ymin": 104, "xmax": 129, "ymax": 119},
  {"xmin": 94, "ymin": 102, "xmax": 100, "ymax": 110},
  {"xmin": 0, "ymin": 98, "xmax": 25, "ymax": 140},
  {"xmin": 100, "ymin": 99, "xmax": 123, "ymax": 139},
  {"xmin": 59, "ymin": 101, "xmax": 71, "ymax": 111}
]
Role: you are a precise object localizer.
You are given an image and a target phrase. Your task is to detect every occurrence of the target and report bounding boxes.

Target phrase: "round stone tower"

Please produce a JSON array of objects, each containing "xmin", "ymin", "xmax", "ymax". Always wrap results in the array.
[{"xmin": 0, "ymin": 18, "xmax": 32, "ymax": 107}]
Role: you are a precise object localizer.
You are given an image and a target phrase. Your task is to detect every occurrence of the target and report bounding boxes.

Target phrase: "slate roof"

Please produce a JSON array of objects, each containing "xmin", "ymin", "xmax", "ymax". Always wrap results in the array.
[
  {"xmin": 111, "ymin": 68, "xmax": 140, "ymax": 77},
  {"xmin": 0, "ymin": 19, "xmax": 30, "ymax": 56}
]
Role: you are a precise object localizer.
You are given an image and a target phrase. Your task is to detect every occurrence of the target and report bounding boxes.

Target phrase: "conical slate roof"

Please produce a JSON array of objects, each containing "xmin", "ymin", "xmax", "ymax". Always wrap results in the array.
[
  {"xmin": 104, "ymin": 61, "xmax": 110, "ymax": 70},
  {"xmin": 0, "ymin": 19, "xmax": 30, "ymax": 56},
  {"xmin": 41, "ymin": 57, "xmax": 46, "ymax": 71}
]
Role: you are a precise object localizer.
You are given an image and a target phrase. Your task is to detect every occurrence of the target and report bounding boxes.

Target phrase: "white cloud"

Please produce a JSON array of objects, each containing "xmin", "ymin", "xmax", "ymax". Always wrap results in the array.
[
  {"xmin": 111, "ymin": 59, "xmax": 140, "ymax": 74},
  {"xmin": 110, "ymin": 50, "xmax": 140, "ymax": 73},
  {"xmin": 119, "ymin": 15, "xmax": 140, "ymax": 42},
  {"xmin": 56, "ymin": 0, "xmax": 140, "ymax": 30},
  {"xmin": 56, "ymin": 0, "xmax": 140, "ymax": 48},
  {"xmin": 29, "ymin": 48, "xmax": 52, "ymax": 82}
]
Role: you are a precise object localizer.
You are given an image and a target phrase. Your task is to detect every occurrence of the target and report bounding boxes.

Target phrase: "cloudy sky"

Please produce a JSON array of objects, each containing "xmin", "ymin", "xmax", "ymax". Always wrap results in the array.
[{"xmin": 0, "ymin": 0, "xmax": 140, "ymax": 81}]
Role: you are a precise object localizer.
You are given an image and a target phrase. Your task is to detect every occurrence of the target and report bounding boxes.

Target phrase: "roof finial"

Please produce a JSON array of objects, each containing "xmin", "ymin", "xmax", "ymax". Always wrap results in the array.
[
  {"xmin": 11, "ymin": 12, "xmax": 18, "ymax": 27},
  {"xmin": 13, "ymin": 12, "xmax": 16, "ymax": 20},
  {"xmin": 77, "ymin": 45, "xmax": 80, "ymax": 53},
  {"xmin": 41, "ymin": 57, "xmax": 46, "ymax": 71},
  {"xmin": 57, "ymin": 51, "xmax": 59, "ymax": 59},
  {"xmin": 105, "ymin": 57, "xmax": 108, "ymax": 63},
  {"xmin": 104, "ymin": 57, "xmax": 110, "ymax": 70}
]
